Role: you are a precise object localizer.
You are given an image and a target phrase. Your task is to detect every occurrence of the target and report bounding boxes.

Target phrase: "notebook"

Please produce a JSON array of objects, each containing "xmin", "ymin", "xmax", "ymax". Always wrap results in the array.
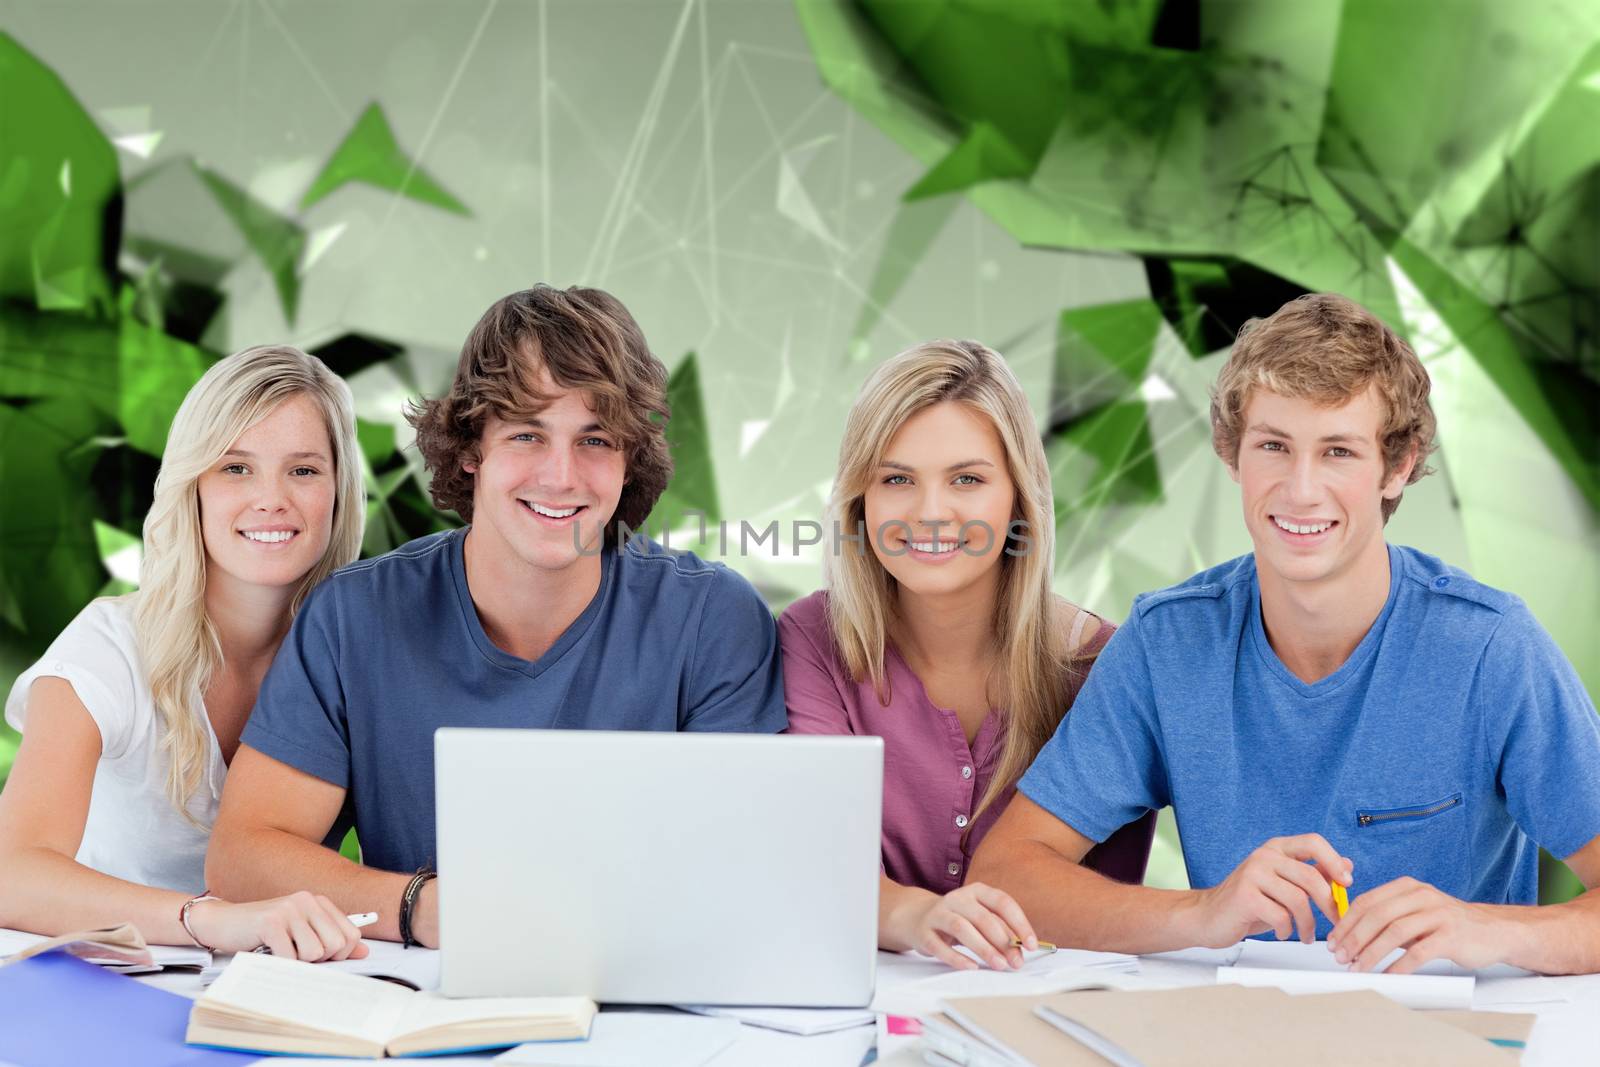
[
  {"xmin": 0, "ymin": 951, "xmax": 254, "ymax": 1067},
  {"xmin": 188, "ymin": 951, "xmax": 595, "ymax": 1058},
  {"xmin": 933, "ymin": 986, "xmax": 1518, "ymax": 1066}
]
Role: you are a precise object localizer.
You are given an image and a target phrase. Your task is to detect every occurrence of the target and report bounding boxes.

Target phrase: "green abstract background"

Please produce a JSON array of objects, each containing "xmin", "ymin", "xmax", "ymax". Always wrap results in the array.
[{"xmin": 0, "ymin": 1, "xmax": 1595, "ymax": 902}]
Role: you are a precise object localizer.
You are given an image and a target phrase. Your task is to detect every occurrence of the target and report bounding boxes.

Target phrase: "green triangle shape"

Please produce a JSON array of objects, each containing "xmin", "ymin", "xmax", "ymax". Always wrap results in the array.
[
  {"xmin": 196, "ymin": 163, "xmax": 305, "ymax": 323},
  {"xmin": 905, "ymin": 121, "xmax": 1034, "ymax": 201},
  {"xmin": 301, "ymin": 103, "xmax": 470, "ymax": 216},
  {"xmin": 645, "ymin": 352, "xmax": 720, "ymax": 536},
  {"xmin": 1051, "ymin": 299, "xmax": 1162, "ymax": 423}
]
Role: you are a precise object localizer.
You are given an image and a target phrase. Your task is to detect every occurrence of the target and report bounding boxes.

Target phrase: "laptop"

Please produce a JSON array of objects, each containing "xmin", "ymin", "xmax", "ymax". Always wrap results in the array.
[{"xmin": 434, "ymin": 729, "xmax": 883, "ymax": 1006}]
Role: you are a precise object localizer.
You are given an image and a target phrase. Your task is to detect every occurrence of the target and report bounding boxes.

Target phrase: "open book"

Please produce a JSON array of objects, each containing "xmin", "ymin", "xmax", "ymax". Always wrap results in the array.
[{"xmin": 188, "ymin": 951, "xmax": 595, "ymax": 1058}]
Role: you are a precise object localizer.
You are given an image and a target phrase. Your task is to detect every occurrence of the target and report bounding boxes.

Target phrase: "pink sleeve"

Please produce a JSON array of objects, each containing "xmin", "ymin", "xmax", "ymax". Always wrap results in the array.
[{"xmin": 776, "ymin": 600, "xmax": 854, "ymax": 736}]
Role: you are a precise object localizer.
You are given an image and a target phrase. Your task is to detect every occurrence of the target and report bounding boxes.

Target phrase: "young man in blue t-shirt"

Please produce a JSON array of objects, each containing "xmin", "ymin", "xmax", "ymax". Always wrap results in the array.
[
  {"xmin": 208, "ymin": 285, "xmax": 786, "ymax": 948},
  {"xmin": 972, "ymin": 293, "xmax": 1600, "ymax": 974}
]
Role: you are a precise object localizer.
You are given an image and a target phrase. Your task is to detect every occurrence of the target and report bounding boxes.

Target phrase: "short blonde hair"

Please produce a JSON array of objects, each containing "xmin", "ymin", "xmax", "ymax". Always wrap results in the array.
[{"xmin": 1209, "ymin": 293, "xmax": 1437, "ymax": 521}]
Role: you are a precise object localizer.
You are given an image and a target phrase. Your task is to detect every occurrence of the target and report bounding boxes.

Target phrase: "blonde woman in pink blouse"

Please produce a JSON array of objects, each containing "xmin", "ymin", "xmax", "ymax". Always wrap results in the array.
[{"xmin": 780, "ymin": 340, "xmax": 1154, "ymax": 971}]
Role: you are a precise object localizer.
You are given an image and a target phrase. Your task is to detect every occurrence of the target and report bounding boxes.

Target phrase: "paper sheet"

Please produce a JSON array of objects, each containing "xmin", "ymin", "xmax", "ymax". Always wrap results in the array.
[
  {"xmin": 495, "ymin": 1012, "xmax": 741, "ymax": 1066},
  {"xmin": 201, "ymin": 940, "xmax": 440, "ymax": 991},
  {"xmin": 702, "ymin": 1022, "xmax": 875, "ymax": 1067},
  {"xmin": 1235, "ymin": 939, "xmax": 1463, "ymax": 976},
  {"xmin": 1225, "ymin": 939, "xmax": 1568, "ymax": 1010},
  {"xmin": 872, "ymin": 963, "xmax": 1150, "ymax": 1018},
  {"xmin": 1217, "ymin": 965, "xmax": 1474, "ymax": 1011},
  {"xmin": 674, "ymin": 1003, "xmax": 872, "ymax": 1036}
]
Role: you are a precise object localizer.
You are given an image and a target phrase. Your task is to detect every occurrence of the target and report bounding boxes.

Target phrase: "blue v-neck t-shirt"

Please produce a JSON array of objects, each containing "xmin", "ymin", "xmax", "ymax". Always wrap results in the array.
[
  {"xmin": 1019, "ymin": 544, "xmax": 1600, "ymax": 938},
  {"xmin": 241, "ymin": 528, "xmax": 787, "ymax": 874}
]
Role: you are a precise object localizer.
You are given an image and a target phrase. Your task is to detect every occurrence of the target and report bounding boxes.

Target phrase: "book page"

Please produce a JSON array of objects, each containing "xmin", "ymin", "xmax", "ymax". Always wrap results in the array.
[
  {"xmin": 398, "ymin": 992, "xmax": 595, "ymax": 1037},
  {"xmin": 202, "ymin": 951, "xmax": 412, "ymax": 1044}
]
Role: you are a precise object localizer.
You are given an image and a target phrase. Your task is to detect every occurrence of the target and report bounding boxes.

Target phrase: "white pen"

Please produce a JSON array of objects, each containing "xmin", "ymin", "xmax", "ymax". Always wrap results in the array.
[{"xmin": 253, "ymin": 911, "xmax": 378, "ymax": 954}]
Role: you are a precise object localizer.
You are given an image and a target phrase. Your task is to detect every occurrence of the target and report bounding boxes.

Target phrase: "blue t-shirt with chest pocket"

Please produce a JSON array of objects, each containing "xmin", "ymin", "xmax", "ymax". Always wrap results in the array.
[{"xmin": 1019, "ymin": 544, "xmax": 1600, "ymax": 939}]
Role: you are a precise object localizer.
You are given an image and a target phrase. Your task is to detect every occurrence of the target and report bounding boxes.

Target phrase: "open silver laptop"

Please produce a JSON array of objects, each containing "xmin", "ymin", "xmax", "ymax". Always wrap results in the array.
[{"xmin": 435, "ymin": 729, "xmax": 882, "ymax": 1006}]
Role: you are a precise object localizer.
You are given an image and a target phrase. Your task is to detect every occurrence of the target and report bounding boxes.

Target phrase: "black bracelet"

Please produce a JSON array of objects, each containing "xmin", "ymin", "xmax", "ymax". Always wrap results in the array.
[{"xmin": 398, "ymin": 866, "xmax": 437, "ymax": 948}]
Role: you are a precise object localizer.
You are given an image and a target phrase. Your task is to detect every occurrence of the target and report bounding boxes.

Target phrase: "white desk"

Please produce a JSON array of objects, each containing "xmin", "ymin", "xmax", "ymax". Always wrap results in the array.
[{"xmin": 125, "ymin": 941, "xmax": 1600, "ymax": 1066}]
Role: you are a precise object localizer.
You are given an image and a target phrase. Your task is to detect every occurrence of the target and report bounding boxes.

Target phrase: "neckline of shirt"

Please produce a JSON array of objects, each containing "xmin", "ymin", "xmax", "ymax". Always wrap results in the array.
[
  {"xmin": 447, "ymin": 526, "xmax": 617, "ymax": 679},
  {"xmin": 1246, "ymin": 542, "xmax": 1404, "ymax": 698}
]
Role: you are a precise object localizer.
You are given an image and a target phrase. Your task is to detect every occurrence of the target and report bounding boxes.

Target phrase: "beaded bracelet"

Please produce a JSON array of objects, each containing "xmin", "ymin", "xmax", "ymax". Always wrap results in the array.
[{"xmin": 398, "ymin": 867, "xmax": 437, "ymax": 948}]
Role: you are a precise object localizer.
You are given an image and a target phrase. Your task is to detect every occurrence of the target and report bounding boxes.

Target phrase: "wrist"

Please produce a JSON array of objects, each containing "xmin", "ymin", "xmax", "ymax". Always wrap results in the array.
[
  {"xmin": 411, "ymin": 880, "xmax": 440, "ymax": 948},
  {"xmin": 181, "ymin": 894, "xmax": 226, "ymax": 949},
  {"xmin": 880, "ymin": 885, "xmax": 936, "ymax": 951},
  {"xmin": 1168, "ymin": 888, "xmax": 1216, "ymax": 949},
  {"xmin": 398, "ymin": 867, "xmax": 438, "ymax": 948}
]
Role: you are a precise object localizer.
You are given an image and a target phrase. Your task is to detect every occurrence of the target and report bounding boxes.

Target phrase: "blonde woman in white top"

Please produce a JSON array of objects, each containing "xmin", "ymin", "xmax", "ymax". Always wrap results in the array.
[{"xmin": 0, "ymin": 345, "xmax": 370, "ymax": 960}]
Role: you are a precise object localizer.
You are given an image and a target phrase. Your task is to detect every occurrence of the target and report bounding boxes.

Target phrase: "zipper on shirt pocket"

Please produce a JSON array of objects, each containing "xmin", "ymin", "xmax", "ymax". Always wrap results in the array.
[{"xmin": 1356, "ymin": 792, "xmax": 1462, "ymax": 828}]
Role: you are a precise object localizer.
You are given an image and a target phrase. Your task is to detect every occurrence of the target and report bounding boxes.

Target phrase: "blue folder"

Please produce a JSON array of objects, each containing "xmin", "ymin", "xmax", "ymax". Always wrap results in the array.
[{"xmin": 0, "ymin": 951, "xmax": 259, "ymax": 1067}]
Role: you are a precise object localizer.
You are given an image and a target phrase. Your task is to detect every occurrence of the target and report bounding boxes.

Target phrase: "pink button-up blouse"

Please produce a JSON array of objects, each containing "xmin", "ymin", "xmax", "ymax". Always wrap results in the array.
[{"xmin": 779, "ymin": 590, "xmax": 1154, "ymax": 893}]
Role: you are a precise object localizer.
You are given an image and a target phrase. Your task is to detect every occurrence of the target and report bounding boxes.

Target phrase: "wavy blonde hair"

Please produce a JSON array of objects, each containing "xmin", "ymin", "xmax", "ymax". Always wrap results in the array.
[
  {"xmin": 825, "ymin": 339, "xmax": 1086, "ymax": 828},
  {"xmin": 131, "ymin": 345, "xmax": 364, "ymax": 818}
]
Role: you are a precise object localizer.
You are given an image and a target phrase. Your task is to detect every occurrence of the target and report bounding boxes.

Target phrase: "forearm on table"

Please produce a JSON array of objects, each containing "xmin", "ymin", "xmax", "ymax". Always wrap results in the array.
[
  {"xmin": 0, "ymin": 844, "xmax": 197, "ymax": 945},
  {"xmin": 1494, "ymin": 890, "xmax": 1600, "ymax": 975},
  {"xmin": 205, "ymin": 826, "xmax": 414, "ymax": 943},
  {"xmin": 970, "ymin": 837, "xmax": 1203, "ymax": 954},
  {"xmin": 878, "ymin": 873, "xmax": 937, "ymax": 952}
]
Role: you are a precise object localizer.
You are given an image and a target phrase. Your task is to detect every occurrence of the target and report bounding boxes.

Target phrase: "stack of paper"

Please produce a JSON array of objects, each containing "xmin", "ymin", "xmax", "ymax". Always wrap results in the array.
[
  {"xmin": 925, "ymin": 985, "xmax": 1526, "ymax": 1066},
  {"xmin": 872, "ymin": 946, "xmax": 1142, "ymax": 1062}
]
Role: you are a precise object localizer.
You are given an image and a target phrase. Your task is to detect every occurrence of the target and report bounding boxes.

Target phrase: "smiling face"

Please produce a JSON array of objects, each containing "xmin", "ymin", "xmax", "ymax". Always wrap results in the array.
[
  {"xmin": 1231, "ymin": 385, "xmax": 1413, "ymax": 592},
  {"xmin": 465, "ymin": 367, "xmax": 628, "ymax": 575},
  {"xmin": 862, "ymin": 401, "xmax": 1017, "ymax": 599},
  {"xmin": 196, "ymin": 393, "xmax": 337, "ymax": 595}
]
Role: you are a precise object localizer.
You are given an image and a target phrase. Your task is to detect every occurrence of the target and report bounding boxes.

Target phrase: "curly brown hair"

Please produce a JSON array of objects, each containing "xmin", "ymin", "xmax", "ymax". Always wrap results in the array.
[
  {"xmin": 1209, "ymin": 293, "xmax": 1437, "ymax": 523},
  {"xmin": 407, "ymin": 285, "xmax": 672, "ymax": 545}
]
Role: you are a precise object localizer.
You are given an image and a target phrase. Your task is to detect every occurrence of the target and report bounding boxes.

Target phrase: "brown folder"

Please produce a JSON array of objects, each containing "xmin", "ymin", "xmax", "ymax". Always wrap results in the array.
[{"xmin": 941, "ymin": 986, "xmax": 1521, "ymax": 1066}]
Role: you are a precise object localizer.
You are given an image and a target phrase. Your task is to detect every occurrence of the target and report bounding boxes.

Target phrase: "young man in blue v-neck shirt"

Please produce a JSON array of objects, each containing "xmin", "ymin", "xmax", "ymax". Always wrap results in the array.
[
  {"xmin": 973, "ymin": 293, "xmax": 1600, "ymax": 974},
  {"xmin": 207, "ymin": 286, "xmax": 786, "ymax": 948}
]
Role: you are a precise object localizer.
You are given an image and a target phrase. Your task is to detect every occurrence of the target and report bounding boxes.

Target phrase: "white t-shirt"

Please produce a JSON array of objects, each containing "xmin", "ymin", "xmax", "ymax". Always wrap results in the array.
[{"xmin": 3, "ymin": 597, "xmax": 225, "ymax": 892}]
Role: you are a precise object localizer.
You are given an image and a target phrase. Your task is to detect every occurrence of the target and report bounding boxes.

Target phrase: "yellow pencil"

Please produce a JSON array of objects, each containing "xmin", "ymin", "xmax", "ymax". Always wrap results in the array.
[
  {"xmin": 1011, "ymin": 938, "xmax": 1057, "ymax": 952},
  {"xmin": 1331, "ymin": 880, "xmax": 1350, "ymax": 919}
]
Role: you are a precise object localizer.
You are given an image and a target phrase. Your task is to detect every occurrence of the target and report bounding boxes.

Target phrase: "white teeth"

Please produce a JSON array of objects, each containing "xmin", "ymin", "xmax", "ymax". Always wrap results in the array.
[
  {"xmin": 242, "ymin": 530, "xmax": 294, "ymax": 543},
  {"xmin": 528, "ymin": 502, "xmax": 579, "ymax": 518},
  {"xmin": 910, "ymin": 541, "xmax": 959, "ymax": 554},
  {"xmin": 1273, "ymin": 517, "xmax": 1332, "ymax": 535}
]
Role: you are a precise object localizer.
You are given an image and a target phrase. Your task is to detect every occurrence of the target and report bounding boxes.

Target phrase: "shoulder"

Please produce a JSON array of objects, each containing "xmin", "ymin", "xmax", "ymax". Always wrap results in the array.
[
  {"xmin": 1393, "ymin": 544, "xmax": 1521, "ymax": 618},
  {"xmin": 4, "ymin": 596, "xmax": 145, "ymax": 739},
  {"xmin": 779, "ymin": 589, "xmax": 830, "ymax": 637},
  {"xmin": 617, "ymin": 540, "xmax": 773, "ymax": 622},
  {"xmin": 1049, "ymin": 596, "xmax": 1113, "ymax": 657},
  {"xmin": 1130, "ymin": 552, "xmax": 1255, "ymax": 622},
  {"xmin": 65, "ymin": 595, "xmax": 141, "ymax": 649},
  {"xmin": 1392, "ymin": 548, "xmax": 1561, "ymax": 669},
  {"xmin": 306, "ymin": 528, "xmax": 462, "ymax": 617},
  {"xmin": 31, "ymin": 596, "xmax": 143, "ymax": 676},
  {"xmin": 326, "ymin": 528, "xmax": 460, "ymax": 588}
]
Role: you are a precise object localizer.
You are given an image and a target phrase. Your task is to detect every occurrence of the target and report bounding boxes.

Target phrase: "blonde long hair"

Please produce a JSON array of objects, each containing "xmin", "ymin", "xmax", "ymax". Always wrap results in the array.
[
  {"xmin": 131, "ymin": 345, "xmax": 364, "ymax": 817},
  {"xmin": 824, "ymin": 339, "xmax": 1085, "ymax": 827}
]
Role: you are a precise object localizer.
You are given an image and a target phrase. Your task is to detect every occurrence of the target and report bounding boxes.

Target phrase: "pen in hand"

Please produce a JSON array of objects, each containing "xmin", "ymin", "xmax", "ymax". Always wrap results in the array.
[{"xmin": 252, "ymin": 911, "xmax": 378, "ymax": 955}]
